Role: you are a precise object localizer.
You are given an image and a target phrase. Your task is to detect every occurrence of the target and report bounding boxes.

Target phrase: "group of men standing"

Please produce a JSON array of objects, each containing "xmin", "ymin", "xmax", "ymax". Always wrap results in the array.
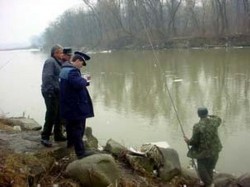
[
  {"xmin": 41, "ymin": 44, "xmax": 94, "ymax": 159},
  {"xmin": 40, "ymin": 44, "xmax": 222, "ymax": 186}
]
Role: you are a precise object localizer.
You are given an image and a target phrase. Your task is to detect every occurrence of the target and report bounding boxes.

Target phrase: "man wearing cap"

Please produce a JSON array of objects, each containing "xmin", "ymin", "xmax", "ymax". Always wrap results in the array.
[
  {"xmin": 62, "ymin": 47, "xmax": 72, "ymax": 63},
  {"xmin": 184, "ymin": 107, "xmax": 222, "ymax": 187},
  {"xmin": 41, "ymin": 44, "xmax": 67, "ymax": 147},
  {"xmin": 59, "ymin": 51, "xmax": 94, "ymax": 159}
]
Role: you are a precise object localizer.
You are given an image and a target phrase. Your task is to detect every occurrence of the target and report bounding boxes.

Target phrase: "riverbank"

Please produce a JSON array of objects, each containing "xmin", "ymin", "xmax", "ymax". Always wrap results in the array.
[
  {"xmin": 0, "ymin": 117, "xmax": 196, "ymax": 186},
  {"xmin": 0, "ymin": 116, "xmax": 250, "ymax": 186},
  {"xmin": 2, "ymin": 34, "xmax": 250, "ymax": 52},
  {"xmin": 91, "ymin": 34, "xmax": 250, "ymax": 51}
]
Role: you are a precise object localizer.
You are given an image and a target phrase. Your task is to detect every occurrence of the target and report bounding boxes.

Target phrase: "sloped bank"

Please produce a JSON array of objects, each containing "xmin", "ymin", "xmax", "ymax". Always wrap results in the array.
[{"xmin": 0, "ymin": 117, "xmax": 249, "ymax": 187}]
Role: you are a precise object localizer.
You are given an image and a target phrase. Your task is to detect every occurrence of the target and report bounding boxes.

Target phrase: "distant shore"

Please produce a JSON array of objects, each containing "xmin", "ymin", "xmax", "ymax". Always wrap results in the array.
[{"xmin": 1, "ymin": 34, "xmax": 250, "ymax": 52}]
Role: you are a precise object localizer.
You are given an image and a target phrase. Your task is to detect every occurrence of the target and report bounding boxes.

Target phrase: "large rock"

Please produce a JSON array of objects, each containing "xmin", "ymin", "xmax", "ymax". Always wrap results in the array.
[
  {"xmin": 104, "ymin": 139, "xmax": 128, "ymax": 157},
  {"xmin": 214, "ymin": 173, "xmax": 237, "ymax": 187},
  {"xmin": 0, "ymin": 130, "xmax": 41, "ymax": 153},
  {"xmin": 236, "ymin": 173, "xmax": 250, "ymax": 187},
  {"xmin": 181, "ymin": 168, "xmax": 200, "ymax": 186},
  {"xmin": 158, "ymin": 148, "xmax": 182, "ymax": 181},
  {"xmin": 65, "ymin": 154, "xmax": 121, "ymax": 187},
  {"xmin": 84, "ymin": 127, "xmax": 98, "ymax": 149},
  {"xmin": 6, "ymin": 117, "xmax": 41, "ymax": 131}
]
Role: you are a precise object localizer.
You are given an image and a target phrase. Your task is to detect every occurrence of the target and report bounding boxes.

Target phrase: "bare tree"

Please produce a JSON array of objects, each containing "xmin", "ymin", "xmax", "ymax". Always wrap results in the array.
[
  {"xmin": 182, "ymin": 0, "xmax": 200, "ymax": 36},
  {"xmin": 242, "ymin": 0, "xmax": 250, "ymax": 33},
  {"xmin": 42, "ymin": 0, "xmax": 250, "ymax": 49},
  {"xmin": 166, "ymin": 0, "xmax": 182, "ymax": 36},
  {"xmin": 82, "ymin": 0, "xmax": 104, "ymax": 42},
  {"xmin": 212, "ymin": 0, "xmax": 228, "ymax": 35}
]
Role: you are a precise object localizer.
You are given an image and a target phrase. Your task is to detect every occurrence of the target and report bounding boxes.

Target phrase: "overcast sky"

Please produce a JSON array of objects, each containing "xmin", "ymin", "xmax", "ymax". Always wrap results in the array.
[{"xmin": 0, "ymin": 0, "xmax": 83, "ymax": 46}]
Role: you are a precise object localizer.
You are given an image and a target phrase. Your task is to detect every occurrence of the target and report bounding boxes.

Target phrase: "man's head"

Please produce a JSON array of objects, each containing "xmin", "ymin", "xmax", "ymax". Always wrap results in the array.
[
  {"xmin": 62, "ymin": 47, "xmax": 72, "ymax": 62},
  {"xmin": 197, "ymin": 107, "xmax": 208, "ymax": 118},
  {"xmin": 50, "ymin": 44, "xmax": 63, "ymax": 60},
  {"xmin": 71, "ymin": 51, "xmax": 90, "ymax": 69}
]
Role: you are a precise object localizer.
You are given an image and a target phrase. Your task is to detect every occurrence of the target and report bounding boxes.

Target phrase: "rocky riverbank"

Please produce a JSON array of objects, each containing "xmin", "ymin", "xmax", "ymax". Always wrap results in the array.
[{"xmin": 0, "ymin": 117, "xmax": 249, "ymax": 187}]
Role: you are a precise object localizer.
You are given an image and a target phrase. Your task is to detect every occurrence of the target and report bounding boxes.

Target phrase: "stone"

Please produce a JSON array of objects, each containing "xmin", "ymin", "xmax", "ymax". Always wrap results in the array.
[
  {"xmin": 84, "ymin": 127, "xmax": 98, "ymax": 149},
  {"xmin": 65, "ymin": 154, "xmax": 121, "ymax": 187},
  {"xmin": 13, "ymin": 125, "xmax": 21, "ymax": 131},
  {"xmin": 158, "ymin": 148, "xmax": 182, "ymax": 181},
  {"xmin": 104, "ymin": 139, "xmax": 128, "ymax": 157},
  {"xmin": 214, "ymin": 173, "xmax": 237, "ymax": 187},
  {"xmin": 8, "ymin": 117, "xmax": 42, "ymax": 131},
  {"xmin": 236, "ymin": 173, "xmax": 250, "ymax": 187}
]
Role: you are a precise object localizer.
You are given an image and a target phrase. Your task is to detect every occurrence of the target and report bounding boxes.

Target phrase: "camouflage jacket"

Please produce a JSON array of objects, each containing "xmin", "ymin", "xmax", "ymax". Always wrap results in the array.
[{"xmin": 187, "ymin": 115, "xmax": 222, "ymax": 159}]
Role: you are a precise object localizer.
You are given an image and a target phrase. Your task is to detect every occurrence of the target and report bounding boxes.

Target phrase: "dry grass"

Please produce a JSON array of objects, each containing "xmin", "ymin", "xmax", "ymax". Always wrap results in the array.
[{"xmin": 0, "ymin": 121, "xmax": 14, "ymax": 131}]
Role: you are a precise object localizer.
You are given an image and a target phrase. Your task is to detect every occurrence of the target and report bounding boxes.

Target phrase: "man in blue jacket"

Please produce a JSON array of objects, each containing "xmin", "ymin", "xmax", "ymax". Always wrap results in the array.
[{"xmin": 59, "ymin": 51, "xmax": 94, "ymax": 159}]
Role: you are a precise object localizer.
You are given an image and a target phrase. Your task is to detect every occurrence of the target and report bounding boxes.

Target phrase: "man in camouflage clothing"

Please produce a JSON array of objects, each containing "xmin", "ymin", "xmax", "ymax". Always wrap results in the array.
[{"xmin": 184, "ymin": 107, "xmax": 222, "ymax": 187}]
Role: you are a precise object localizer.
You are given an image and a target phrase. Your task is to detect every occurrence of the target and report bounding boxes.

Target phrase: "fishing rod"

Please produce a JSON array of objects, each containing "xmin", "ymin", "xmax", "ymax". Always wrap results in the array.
[{"xmin": 136, "ymin": 7, "xmax": 200, "ymax": 178}]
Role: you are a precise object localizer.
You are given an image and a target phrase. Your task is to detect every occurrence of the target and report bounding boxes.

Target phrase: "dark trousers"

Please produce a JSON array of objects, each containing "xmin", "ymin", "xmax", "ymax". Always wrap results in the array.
[
  {"xmin": 66, "ymin": 119, "xmax": 86, "ymax": 157},
  {"xmin": 41, "ymin": 92, "xmax": 62, "ymax": 140},
  {"xmin": 197, "ymin": 154, "xmax": 219, "ymax": 186}
]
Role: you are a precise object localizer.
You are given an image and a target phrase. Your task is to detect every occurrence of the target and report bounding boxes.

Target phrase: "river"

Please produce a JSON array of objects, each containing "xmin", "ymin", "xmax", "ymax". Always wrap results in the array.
[{"xmin": 0, "ymin": 48, "xmax": 250, "ymax": 176}]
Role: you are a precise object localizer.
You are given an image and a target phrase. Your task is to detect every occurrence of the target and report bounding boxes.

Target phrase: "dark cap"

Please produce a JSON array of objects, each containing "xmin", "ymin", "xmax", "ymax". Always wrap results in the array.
[
  {"xmin": 63, "ymin": 47, "xmax": 73, "ymax": 56},
  {"xmin": 74, "ymin": 51, "xmax": 90, "ymax": 61},
  {"xmin": 197, "ymin": 107, "xmax": 208, "ymax": 118}
]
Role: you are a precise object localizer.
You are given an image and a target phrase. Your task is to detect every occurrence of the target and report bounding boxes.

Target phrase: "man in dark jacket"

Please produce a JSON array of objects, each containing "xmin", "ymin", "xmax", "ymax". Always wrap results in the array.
[
  {"xmin": 41, "ymin": 44, "xmax": 67, "ymax": 147},
  {"xmin": 62, "ymin": 47, "xmax": 72, "ymax": 63},
  {"xmin": 184, "ymin": 107, "xmax": 222, "ymax": 187},
  {"xmin": 59, "ymin": 51, "xmax": 94, "ymax": 159}
]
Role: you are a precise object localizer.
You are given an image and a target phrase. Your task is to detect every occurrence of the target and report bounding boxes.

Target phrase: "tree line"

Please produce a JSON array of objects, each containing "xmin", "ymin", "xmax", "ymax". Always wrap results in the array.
[{"xmin": 40, "ymin": 0, "xmax": 250, "ymax": 50}]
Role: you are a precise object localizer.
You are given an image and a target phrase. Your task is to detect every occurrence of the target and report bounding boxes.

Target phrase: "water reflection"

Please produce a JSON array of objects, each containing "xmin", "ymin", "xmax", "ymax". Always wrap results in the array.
[
  {"xmin": 88, "ymin": 49, "xmax": 250, "ymax": 175},
  {"xmin": 90, "ymin": 49, "xmax": 250, "ymax": 130},
  {"xmin": 0, "ymin": 48, "xmax": 250, "ymax": 175}
]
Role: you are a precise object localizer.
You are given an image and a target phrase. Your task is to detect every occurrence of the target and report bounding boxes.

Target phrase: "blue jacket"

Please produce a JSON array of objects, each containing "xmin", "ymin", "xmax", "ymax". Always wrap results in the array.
[{"xmin": 59, "ymin": 62, "xmax": 94, "ymax": 120}]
